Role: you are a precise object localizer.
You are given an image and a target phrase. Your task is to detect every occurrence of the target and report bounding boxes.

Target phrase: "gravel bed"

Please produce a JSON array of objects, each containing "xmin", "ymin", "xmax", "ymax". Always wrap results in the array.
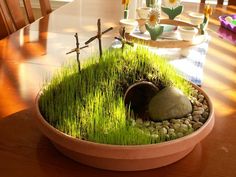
[{"xmin": 131, "ymin": 88, "xmax": 210, "ymax": 141}]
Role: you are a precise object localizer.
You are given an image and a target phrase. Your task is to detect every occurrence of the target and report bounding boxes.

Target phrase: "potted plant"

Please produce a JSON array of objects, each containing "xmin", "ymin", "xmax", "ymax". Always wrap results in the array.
[
  {"xmin": 161, "ymin": 0, "xmax": 183, "ymax": 20},
  {"xmin": 34, "ymin": 46, "xmax": 214, "ymax": 171}
]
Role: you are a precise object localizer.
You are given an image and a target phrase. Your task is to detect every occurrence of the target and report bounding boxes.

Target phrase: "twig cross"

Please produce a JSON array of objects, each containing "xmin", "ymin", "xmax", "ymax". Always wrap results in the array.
[
  {"xmin": 85, "ymin": 19, "xmax": 113, "ymax": 59},
  {"xmin": 66, "ymin": 33, "xmax": 88, "ymax": 72},
  {"xmin": 115, "ymin": 27, "xmax": 134, "ymax": 51}
]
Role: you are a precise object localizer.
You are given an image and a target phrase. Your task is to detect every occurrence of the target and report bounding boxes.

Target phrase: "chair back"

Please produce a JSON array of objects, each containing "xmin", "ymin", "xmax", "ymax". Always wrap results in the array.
[
  {"xmin": 40, "ymin": 0, "xmax": 52, "ymax": 16},
  {"xmin": 4, "ymin": 0, "xmax": 27, "ymax": 29},
  {"xmin": 201, "ymin": 0, "xmax": 236, "ymax": 5},
  {"xmin": 23, "ymin": 0, "xmax": 35, "ymax": 23},
  {"xmin": 0, "ymin": 0, "xmax": 52, "ymax": 40},
  {"xmin": 228, "ymin": 0, "xmax": 236, "ymax": 5},
  {"xmin": 0, "ymin": 0, "xmax": 15, "ymax": 38}
]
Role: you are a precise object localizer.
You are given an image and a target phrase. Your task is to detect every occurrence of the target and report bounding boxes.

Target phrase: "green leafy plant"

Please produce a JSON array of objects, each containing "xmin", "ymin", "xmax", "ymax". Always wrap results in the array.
[
  {"xmin": 145, "ymin": 24, "xmax": 164, "ymax": 40},
  {"xmin": 161, "ymin": 5, "xmax": 183, "ymax": 20},
  {"xmin": 39, "ymin": 46, "xmax": 193, "ymax": 145}
]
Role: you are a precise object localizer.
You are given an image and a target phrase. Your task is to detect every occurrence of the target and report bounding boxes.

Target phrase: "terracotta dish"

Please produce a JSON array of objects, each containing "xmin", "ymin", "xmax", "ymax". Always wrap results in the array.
[{"xmin": 34, "ymin": 84, "xmax": 215, "ymax": 171}]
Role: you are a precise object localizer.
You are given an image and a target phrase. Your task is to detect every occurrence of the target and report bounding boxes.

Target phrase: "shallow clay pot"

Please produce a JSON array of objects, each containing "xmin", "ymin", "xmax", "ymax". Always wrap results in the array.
[{"xmin": 34, "ymin": 84, "xmax": 215, "ymax": 171}]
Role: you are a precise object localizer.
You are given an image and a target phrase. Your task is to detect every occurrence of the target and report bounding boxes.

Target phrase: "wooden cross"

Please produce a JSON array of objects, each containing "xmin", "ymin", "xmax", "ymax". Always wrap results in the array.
[
  {"xmin": 85, "ymin": 19, "xmax": 113, "ymax": 59},
  {"xmin": 115, "ymin": 27, "xmax": 134, "ymax": 51},
  {"xmin": 66, "ymin": 33, "xmax": 88, "ymax": 72}
]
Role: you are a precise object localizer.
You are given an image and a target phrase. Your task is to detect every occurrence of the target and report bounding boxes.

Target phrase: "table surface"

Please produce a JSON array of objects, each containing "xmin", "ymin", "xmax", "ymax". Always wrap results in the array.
[{"xmin": 0, "ymin": 1, "xmax": 236, "ymax": 176}]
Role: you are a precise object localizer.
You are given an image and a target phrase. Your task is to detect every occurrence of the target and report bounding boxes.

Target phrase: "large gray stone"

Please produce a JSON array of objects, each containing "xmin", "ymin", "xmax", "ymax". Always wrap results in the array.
[{"xmin": 148, "ymin": 87, "xmax": 192, "ymax": 121}]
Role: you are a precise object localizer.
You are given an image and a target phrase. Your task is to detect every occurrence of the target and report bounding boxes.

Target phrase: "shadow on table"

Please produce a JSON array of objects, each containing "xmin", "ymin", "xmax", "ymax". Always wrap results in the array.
[{"xmin": 0, "ymin": 109, "xmax": 206, "ymax": 177}]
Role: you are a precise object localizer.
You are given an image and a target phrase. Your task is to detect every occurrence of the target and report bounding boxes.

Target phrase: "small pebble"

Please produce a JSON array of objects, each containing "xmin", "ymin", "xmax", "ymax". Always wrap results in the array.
[
  {"xmin": 202, "ymin": 112, "xmax": 209, "ymax": 118},
  {"xmin": 192, "ymin": 110, "xmax": 204, "ymax": 115},
  {"xmin": 203, "ymin": 104, "xmax": 208, "ymax": 110},
  {"xmin": 151, "ymin": 134, "xmax": 159, "ymax": 139},
  {"xmin": 148, "ymin": 127, "xmax": 155, "ymax": 132},
  {"xmin": 131, "ymin": 120, "xmax": 136, "ymax": 126},
  {"xmin": 177, "ymin": 132, "xmax": 184, "ymax": 138},
  {"xmin": 144, "ymin": 121, "xmax": 150, "ymax": 127},
  {"xmin": 173, "ymin": 123, "xmax": 181, "ymax": 130},
  {"xmin": 199, "ymin": 117, "xmax": 206, "ymax": 123},
  {"xmin": 180, "ymin": 124, "xmax": 188, "ymax": 132},
  {"xmin": 198, "ymin": 98, "xmax": 204, "ymax": 103},
  {"xmin": 165, "ymin": 134, "xmax": 170, "ymax": 140},
  {"xmin": 159, "ymin": 127, "xmax": 168, "ymax": 135},
  {"xmin": 193, "ymin": 115, "xmax": 202, "ymax": 121},
  {"xmin": 184, "ymin": 119, "xmax": 190, "ymax": 124},
  {"xmin": 169, "ymin": 132, "xmax": 176, "ymax": 138},
  {"xmin": 153, "ymin": 130, "xmax": 159, "ymax": 134},
  {"xmin": 136, "ymin": 118, "xmax": 143, "ymax": 124},
  {"xmin": 195, "ymin": 100, "xmax": 203, "ymax": 107},
  {"xmin": 163, "ymin": 120, "xmax": 170, "ymax": 126},
  {"xmin": 163, "ymin": 125, "xmax": 170, "ymax": 129},
  {"xmin": 192, "ymin": 97, "xmax": 197, "ymax": 102},
  {"xmin": 198, "ymin": 94, "xmax": 204, "ymax": 99},
  {"xmin": 155, "ymin": 122, "xmax": 162, "ymax": 126},
  {"xmin": 168, "ymin": 128, "xmax": 175, "ymax": 133},
  {"xmin": 193, "ymin": 122, "xmax": 203, "ymax": 130},
  {"xmin": 187, "ymin": 115, "xmax": 193, "ymax": 120},
  {"xmin": 194, "ymin": 107, "xmax": 204, "ymax": 113},
  {"xmin": 155, "ymin": 125, "xmax": 162, "ymax": 129},
  {"xmin": 187, "ymin": 123, "xmax": 192, "ymax": 128}
]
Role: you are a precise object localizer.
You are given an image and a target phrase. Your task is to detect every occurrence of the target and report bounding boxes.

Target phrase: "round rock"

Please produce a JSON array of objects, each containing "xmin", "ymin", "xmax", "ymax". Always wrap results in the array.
[{"xmin": 148, "ymin": 87, "xmax": 193, "ymax": 121}]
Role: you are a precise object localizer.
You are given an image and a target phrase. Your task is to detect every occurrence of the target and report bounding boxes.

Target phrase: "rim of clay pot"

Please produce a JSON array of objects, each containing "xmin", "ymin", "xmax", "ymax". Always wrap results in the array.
[
  {"xmin": 34, "ymin": 84, "xmax": 214, "ymax": 156},
  {"xmin": 123, "ymin": 81, "xmax": 159, "ymax": 120},
  {"xmin": 124, "ymin": 81, "xmax": 159, "ymax": 99}
]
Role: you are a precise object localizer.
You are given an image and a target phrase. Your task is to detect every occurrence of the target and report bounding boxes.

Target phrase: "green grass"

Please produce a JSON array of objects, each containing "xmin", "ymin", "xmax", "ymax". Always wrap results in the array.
[{"xmin": 39, "ymin": 46, "xmax": 194, "ymax": 145}]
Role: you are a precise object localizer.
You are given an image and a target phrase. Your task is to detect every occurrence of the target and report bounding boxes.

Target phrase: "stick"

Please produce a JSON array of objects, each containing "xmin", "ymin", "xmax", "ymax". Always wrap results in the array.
[
  {"xmin": 102, "ymin": 27, "xmax": 113, "ymax": 35},
  {"xmin": 74, "ymin": 33, "xmax": 81, "ymax": 72},
  {"xmin": 97, "ymin": 19, "xmax": 102, "ymax": 59},
  {"xmin": 85, "ymin": 35, "xmax": 98, "ymax": 45}
]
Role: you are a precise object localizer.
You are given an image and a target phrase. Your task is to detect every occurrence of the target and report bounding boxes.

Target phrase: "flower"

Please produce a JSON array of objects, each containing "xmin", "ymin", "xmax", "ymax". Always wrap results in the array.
[
  {"xmin": 122, "ymin": 0, "xmax": 131, "ymax": 18},
  {"xmin": 163, "ymin": 0, "xmax": 181, "ymax": 8},
  {"xmin": 148, "ymin": 8, "xmax": 160, "ymax": 26},
  {"xmin": 122, "ymin": 0, "xmax": 130, "ymax": 5},
  {"xmin": 204, "ymin": 4, "xmax": 213, "ymax": 18}
]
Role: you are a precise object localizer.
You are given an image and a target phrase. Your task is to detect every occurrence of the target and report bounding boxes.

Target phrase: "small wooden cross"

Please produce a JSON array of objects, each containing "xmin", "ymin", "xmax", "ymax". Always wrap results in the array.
[
  {"xmin": 66, "ymin": 33, "xmax": 88, "ymax": 72},
  {"xmin": 85, "ymin": 19, "xmax": 113, "ymax": 59},
  {"xmin": 115, "ymin": 27, "xmax": 134, "ymax": 51}
]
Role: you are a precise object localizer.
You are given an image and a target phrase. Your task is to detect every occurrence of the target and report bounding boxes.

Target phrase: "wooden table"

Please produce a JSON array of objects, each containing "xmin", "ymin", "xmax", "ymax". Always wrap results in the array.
[{"xmin": 0, "ymin": 1, "xmax": 236, "ymax": 176}]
